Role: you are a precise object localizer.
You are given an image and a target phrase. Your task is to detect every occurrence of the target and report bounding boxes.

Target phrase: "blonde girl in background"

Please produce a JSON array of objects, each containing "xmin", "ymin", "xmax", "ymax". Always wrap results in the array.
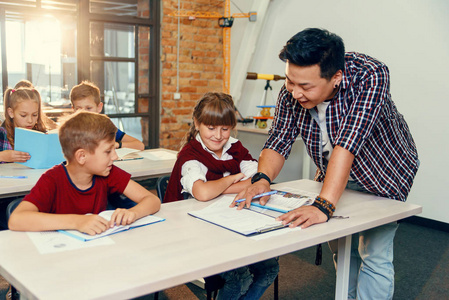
[{"xmin": 0, "ymin": 87, "xmax": 49, "ymax": 163}]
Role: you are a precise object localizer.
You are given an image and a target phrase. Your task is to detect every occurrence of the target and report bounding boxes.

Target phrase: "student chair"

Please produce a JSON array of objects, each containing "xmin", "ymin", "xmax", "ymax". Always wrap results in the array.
[
  {"xmin": 5, "ymin": 198, "xmax": 22, "ymax": 300},
  {"xmin": 156, "ymin": 175, "xmax": 170, "ymax": 202},
  {"xmin": 6, "ymin": 198, "xmax": 22, "ymax": 223}
]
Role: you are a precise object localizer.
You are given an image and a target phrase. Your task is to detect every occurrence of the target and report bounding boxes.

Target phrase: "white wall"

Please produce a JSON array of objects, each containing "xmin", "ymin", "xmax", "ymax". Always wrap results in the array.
[{"xmin": 231, "ymin": 0, "xmax": 449, "ymax": 223}]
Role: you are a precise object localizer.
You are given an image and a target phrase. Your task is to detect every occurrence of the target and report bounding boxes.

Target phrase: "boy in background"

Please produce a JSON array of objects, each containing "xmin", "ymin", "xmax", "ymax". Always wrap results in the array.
[
  {"xmin": 8, "ymin": 111, "xmax": 160, "ymax": 234},
  {"xmin": 69, "ymin": 81, "xmax": 144, "ymax": 151}
]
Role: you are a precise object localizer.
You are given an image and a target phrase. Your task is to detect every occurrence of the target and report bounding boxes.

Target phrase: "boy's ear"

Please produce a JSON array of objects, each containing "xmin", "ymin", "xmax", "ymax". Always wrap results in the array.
[
  {"xmin": 74, "ymin": 148, "xmax": 87, "ymax": 165},
  {"xmin": 96, "ymin": 102, "xmax": 103, "ymax": 113}
]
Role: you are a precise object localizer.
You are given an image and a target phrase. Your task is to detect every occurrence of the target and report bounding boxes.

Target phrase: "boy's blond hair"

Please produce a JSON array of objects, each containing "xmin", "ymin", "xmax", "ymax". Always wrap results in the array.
[
  {"xmin": 59, "ymin": 111, "xmax": 116, "ymax": 161},
  {"xmin": 69, "ymin": 80, "xmax": 101, "ymax": 105}
]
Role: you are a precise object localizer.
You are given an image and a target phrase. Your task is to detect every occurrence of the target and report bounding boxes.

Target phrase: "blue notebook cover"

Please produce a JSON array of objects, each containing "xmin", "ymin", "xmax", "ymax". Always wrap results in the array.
[{"xmin": 14, "ymin": 127, "xmax": 65, "ymax": 169}]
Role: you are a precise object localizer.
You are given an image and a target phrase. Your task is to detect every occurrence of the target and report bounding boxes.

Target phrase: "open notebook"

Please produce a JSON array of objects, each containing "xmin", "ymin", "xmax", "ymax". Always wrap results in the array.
[
  {"xmin": 188, "ymin": 188, "xmax": 316, "ymax": 236},
  {"xmin": 114, "ymin": 148, "xmax": 143, "ymax": 161},
  {"xmin": 59, "ymin": 210, "xmax": 165, "ymax": 241}
]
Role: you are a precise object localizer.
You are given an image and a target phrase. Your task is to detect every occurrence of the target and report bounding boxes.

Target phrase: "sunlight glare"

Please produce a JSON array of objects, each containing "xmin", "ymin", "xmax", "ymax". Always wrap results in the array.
[{"xmin": 24, "ymin": 16, "xmax": 61, "ymax": 73}]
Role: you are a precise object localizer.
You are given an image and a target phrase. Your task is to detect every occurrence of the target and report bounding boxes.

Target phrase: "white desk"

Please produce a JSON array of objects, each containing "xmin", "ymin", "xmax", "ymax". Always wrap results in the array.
[
  {"xmin": 0, "ymin": 180, "xmax": 421, "ymax": 300},
  {"xmin": 0, "ymin": 148, "xmax": 177, "ymax": 199}
]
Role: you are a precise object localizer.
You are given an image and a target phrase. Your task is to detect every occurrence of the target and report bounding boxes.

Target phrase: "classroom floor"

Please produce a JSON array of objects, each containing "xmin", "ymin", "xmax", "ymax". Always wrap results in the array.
[{"xmin": 1, "ymin": 221, "xmax": 448, "ymax": 299}]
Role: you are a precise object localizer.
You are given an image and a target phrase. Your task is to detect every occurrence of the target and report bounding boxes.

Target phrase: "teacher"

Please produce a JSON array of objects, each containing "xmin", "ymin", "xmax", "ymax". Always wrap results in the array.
[{"xmin": 234, "ymin": 28, "xmax": 419, "ymax": 299}]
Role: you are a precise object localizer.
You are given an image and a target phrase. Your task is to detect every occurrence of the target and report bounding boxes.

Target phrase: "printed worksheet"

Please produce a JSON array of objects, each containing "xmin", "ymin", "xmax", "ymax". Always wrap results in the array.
[{"xmin": 27, "ymin": 231, "xmax": 114, "ymax": 254}]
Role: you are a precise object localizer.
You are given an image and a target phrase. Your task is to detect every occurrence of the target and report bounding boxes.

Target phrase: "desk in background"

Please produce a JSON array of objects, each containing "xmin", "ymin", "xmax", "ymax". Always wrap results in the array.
[
  {"xmin": 235, "ymin": 123, "xmax": 313, "ymax": 182},
  {"xmin": 0, "ymin": 179, "xmax": 422, "ymax": 300},
  {"xmin": 0, "ymin": 148, "xmax": 177, "ymax": 200}
]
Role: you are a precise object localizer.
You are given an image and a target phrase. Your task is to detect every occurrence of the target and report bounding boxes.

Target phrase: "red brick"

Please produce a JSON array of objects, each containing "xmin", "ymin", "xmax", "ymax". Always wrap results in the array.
[{"xmin": 190, "ymin": 79, "xmax": 208, "ymax": 87}]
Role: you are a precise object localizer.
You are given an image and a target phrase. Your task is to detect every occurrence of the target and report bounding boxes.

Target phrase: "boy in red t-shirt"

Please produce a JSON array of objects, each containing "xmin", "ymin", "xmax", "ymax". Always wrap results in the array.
[{"xmin": 8, "ymin": 111, "xmax": 160, "ymax": 235}]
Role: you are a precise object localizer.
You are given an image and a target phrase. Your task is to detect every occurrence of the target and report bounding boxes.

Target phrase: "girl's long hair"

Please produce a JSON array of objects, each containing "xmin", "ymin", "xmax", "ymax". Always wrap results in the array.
[
  {"xmin": 181, "ymin": 92, "xmax": 237, "ymax": 149},
  {"xmin": 2, "ymin": 87, "xmax": 48, "ymax": 148}
]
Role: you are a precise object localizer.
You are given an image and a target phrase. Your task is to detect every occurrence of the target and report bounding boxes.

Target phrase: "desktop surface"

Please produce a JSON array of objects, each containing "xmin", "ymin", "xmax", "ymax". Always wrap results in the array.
[
  {"xmin": 0, "ymin": 180, "xmax": 421, "ymax": 300},
  {"xmin": 0, "ymin": 148, "xmax": 177, "ymax": 199}
]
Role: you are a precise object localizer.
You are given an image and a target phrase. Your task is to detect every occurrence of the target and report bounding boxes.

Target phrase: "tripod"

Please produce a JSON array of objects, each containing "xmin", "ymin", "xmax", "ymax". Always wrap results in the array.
[{"xmin": 259, "ymin": 79, "xmax": 276, "ymax": 106}]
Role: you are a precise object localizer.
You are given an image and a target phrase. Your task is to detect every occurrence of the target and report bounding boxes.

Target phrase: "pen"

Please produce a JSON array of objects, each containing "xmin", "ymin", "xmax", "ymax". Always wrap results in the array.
[
  {"xmin": 234, "ymin": 190, "xmax": 277, "ymax": 203},
  {"xmin": 257, "ymin": 223, "xmax": 287, "ymax": 234},
  {"xmin": 250, "ymin": 203, "xmax": 289, "ymax": 214},
  {"xmin": 0, "ymin": 175, "xmax": 28, "ymax": 179}
]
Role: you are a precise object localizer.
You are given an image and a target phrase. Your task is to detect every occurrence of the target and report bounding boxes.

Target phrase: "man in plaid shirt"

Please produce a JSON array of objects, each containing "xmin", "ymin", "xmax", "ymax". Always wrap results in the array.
[{"xmin": 235, "ymin": 28, "xmax": 419, "ymax": 299}]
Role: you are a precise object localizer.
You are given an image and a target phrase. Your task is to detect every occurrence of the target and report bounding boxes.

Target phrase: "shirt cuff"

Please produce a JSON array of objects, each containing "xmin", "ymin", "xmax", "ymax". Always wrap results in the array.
[{"xmin": 180, "ymin": 160, "xmax": 207, "ymax": 195}]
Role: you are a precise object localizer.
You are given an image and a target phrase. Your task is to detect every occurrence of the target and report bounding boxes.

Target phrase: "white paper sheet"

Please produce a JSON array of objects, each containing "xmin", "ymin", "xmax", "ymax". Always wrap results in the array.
[
  {"xmin": 139, "ymin": 150, "xmax": 177, "ymax": 160},
  {"xmin": 188, "ymin": 195, "xmax": 286, "ymax": 236},
  {"xmin": 27, "ymin": 231, "xmax": 114, "ymax": 254}
]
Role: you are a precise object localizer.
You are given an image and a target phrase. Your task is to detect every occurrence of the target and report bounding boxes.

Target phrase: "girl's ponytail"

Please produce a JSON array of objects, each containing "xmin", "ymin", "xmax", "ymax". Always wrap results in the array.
[{"xmin": 2, "ymin": 88, "xmax": 15, "ymax": 147}]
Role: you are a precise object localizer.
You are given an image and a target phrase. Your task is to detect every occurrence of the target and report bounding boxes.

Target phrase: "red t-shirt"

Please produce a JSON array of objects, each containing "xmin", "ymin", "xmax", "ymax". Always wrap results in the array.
[{"xmin": 24, "ymin": 164, "xmax": 131, "ymax": 214}]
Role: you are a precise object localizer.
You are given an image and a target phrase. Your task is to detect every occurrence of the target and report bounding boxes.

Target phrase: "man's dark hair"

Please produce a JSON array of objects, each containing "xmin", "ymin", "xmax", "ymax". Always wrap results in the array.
[{"xmin": 279, "ymin": 28, "xmax": 345, "ymax": 80}]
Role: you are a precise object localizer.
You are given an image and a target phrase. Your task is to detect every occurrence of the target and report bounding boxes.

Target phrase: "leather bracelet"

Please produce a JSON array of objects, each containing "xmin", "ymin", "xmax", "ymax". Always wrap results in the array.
[
  {"xmin": 312, "ymin": 196, "xmax": 335, "ymax": 221},
  {"xmin": 312, "ymin": 202, "xmax": 331, "ymax": 221},
  {"xmin": 315, "ymin": 196, "xmax": 335, "ymax": 212}
]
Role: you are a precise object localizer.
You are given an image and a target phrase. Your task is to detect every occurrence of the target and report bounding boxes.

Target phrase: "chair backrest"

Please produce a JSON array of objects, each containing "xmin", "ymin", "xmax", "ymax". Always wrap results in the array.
[
  {"xmin": 6, "ymin": 198, "xmax": 22, "ymax": 222},
  {"xmin": 156, "ymin": 175, "xmax": 170, "ymax": 202}
]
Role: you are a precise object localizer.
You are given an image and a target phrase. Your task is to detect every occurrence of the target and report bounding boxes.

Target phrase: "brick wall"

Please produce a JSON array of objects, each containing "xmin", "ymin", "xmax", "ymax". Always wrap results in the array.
[{"xmin": 160, "ymin": 0, "xmax": 225, "ymax": 150}]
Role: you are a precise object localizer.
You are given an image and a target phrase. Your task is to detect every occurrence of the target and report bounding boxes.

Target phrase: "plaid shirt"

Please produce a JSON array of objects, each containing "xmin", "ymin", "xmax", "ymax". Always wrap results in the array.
[
  {"xmin": 264, "ymin": 52, "xmax": 419, "ymax": 201},
  {"xmin": 0, "ymin": 126, "xmax": 12, "ymax": 151}
]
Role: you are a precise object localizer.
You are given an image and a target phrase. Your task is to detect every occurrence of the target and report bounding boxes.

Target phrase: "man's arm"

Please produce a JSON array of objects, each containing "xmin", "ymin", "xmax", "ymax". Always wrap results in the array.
[
  {"xmin": 277, "ymin": 145, "xmax": 354, "ymax": 228},
  {"xmin": 232, "ymin": 148, "xmax": 285, "ymax": 208}
]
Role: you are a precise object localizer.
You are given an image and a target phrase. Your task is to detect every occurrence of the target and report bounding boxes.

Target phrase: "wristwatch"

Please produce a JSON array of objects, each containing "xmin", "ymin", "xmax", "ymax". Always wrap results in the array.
[{"xmin": 251, "ymin": 172, "xmax": 271, "ymax": 185}]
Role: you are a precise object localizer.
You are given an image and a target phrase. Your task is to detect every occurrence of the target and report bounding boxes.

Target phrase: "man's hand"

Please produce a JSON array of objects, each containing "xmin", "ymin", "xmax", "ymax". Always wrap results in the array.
[
  {"xmin": 109, "ymin": 208, "xmax": 138, "ymax": 227},
  {"xmin": 76, "ymin": 215, "xmax": 109, "ymax": 235},
  {"xmin": 276, "ymin": 205, "xmax": 328, "ymax": 229},
  {"xmin": 231, "ymin": 181, "xmax": 271, "ymax": 209}
]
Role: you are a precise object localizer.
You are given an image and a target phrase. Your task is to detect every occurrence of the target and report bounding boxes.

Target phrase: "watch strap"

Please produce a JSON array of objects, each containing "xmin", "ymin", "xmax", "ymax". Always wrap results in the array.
[{"xmin": 251, "ymin": 172, "xmax": 271, "ymax": 184}]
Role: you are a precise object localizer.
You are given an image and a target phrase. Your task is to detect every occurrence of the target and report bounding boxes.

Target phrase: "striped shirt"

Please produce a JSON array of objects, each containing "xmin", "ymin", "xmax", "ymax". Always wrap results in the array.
[{"xmin": 264, "ymin": 52, "xmax": 419, "ymax": 201}]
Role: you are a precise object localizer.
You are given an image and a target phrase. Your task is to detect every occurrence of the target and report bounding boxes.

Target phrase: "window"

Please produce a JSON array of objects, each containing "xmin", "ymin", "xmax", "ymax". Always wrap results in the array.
[{"xmin": 0, "ymin": 0, "xmax": 160, "ymax": 148}]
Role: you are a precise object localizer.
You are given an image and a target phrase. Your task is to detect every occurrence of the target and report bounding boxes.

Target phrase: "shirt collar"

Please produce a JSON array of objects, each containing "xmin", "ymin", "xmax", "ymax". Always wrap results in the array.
[{"xmin": 195, "ymin": 133, "xmax": 237, "ymax": 157}]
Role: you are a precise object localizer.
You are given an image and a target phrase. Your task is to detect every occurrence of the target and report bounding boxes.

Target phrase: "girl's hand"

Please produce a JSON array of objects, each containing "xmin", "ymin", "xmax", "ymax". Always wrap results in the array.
[
  {"xmin": 230, "ymin": 173, "xmax": 245, "ymax": 183},
  {"xmin": 1, "ymin": 150, "xmax": 31, "ymax": 163},
  {"xmin": 109, "ymin": 208, "xmax": 137, "ymax": 227},
  {"xmin": 76, "ymin": 214, "xmax": 109, "ymax": 235}
]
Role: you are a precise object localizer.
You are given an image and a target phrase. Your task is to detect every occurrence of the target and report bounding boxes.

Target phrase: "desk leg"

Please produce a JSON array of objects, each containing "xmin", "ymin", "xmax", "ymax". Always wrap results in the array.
[{"xmin": 335, "ymin": 235, "xmax": 351, "ymax": 300}]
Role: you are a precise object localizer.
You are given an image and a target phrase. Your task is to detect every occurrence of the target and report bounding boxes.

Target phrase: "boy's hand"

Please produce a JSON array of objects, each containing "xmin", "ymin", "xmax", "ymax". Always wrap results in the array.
[
  {"xmin": 109, "ymin": 208, "xmax": 137, "ymax": 227},
  {"xmin": 77, "ymin": 215, "xmax": 109, "ymax": 235}
]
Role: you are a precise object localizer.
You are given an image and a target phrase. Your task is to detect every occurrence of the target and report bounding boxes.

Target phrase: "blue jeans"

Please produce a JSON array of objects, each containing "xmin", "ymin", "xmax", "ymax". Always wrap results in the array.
[
  {"xmin": 217, "ymin": 257, "xmax": 279, "ymax": 300},
  {"xmin": 329, "ymin": 181, "xmax": 399, "ymax": 299}
]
